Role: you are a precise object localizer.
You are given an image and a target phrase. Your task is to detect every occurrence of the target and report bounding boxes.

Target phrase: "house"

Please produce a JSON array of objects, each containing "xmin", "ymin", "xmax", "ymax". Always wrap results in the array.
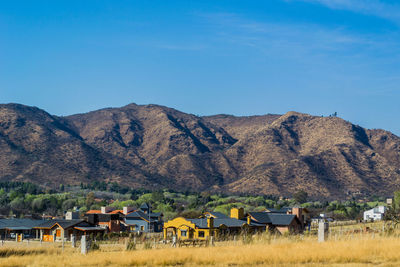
[
  {"xmin": 0, "ymin": 219, "xmax": 44, "ymax": 240},
  {"xmin": 163, "ymin": 208, "xmax": 264, "ymax": 240},
  {"xmin": 363, "ymin": 206, "xmax": 386, "ymax": 221},
  {"xmin": 247, "ymin": 207, "xmax": 307, "ymax": 234},
  {"xmin": 85, "ymin": 204, "xmax": 163, "ymax": 233},
  {"xmin": 248, "ymin": 212, "xmax": 302, "ymax": 234},
  {"xmin": 124, "ymin": 210, "xmax": 163, "ymax": 233},
  {"xmin": 35, "ymin": 219, "xmax": 105, "ymax": 242},
  {"xmin": 85, "ymin": 206, "xmax": 124, "ymax": 232}
]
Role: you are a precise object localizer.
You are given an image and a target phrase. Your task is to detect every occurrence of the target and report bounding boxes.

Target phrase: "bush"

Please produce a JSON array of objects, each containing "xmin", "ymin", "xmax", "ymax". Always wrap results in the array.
[
  {"xmin": 126, "ymin": 240, "xmax": 136, "ymax": 251},
  {"xmin": 89, "ymin": 241, "xmax": 100, "ymax": 251},
  {"xmin": 143, "ymin": 241, "xmax": 152, "ymax": 250},
  {"xmin": 242, "ymin": 234, "xmax": 253, "ymax": 245}
]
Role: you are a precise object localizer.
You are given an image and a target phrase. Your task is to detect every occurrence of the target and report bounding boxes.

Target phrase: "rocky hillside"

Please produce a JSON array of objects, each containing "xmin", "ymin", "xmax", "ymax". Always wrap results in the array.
[{"xmin": 1, "ymin": 103, "xmax": 399, "ymax": 199}]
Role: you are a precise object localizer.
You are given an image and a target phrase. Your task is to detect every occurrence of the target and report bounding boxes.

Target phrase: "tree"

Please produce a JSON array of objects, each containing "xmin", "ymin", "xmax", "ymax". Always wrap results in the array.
[
  {"xmin": 62, "ymin": 199, "xmax": 76, "ymax": 211},
  {"xmin": 293, "ymin": 190, "xmax": 308, "ymax": 204},
  {"xmin": 393, "ymin": 191, "xmax": 400, "ymax": 211},
  {"xmin": 385, "ymin": 191, "xmax": 400, "ymax": 226},
  {"xmin": 86, "ymin": 192, "xmax": 95, "ymax": 207},
  {"xmin": 10, "ymin": 197, "xmax": 25, "ymax": 211}
]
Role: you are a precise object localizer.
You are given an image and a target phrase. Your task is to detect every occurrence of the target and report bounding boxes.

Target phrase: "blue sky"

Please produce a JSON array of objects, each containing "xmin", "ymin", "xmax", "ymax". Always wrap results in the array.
[{"xmin": 1, "ymin": 0, "xmax": 399, "ymax": 134}]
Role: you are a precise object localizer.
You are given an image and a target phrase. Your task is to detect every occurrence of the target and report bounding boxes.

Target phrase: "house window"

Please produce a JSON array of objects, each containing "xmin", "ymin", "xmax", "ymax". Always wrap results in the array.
[
  {"xmin": 140, "ymin": 226, "xmax": 144, "ymax": 231},
  {"xmin": 181, "ymin": 230, "xmax": 187, "ymax": 237},
  {"xmin": 130, "ymin": 226, "xmax": 136, "ymax": 231},
  {"xmin": 198, "ymin": 231, "xmax": 205, "ymax": 238}
]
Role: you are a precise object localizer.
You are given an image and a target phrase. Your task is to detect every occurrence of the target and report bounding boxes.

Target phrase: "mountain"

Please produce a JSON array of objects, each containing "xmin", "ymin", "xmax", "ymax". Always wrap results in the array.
[{"xmin": 1, "ymin": 103, "xmax": 400, "ymax": 199}]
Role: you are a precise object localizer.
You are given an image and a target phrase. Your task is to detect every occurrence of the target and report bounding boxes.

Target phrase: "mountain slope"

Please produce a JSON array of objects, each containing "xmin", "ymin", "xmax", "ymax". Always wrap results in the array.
[{"xmin": 1, "ymin": 103, "xmax": 400, "ymax": 199}]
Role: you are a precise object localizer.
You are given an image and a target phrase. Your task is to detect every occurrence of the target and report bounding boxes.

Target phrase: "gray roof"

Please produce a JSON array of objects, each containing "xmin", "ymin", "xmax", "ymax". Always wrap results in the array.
[
  {"xmin": 125, "ymin": 210, "xmax": 159, "ymax": 220},
  {"xmin": 187, "ymin": 219, "xmax": 208, "ymax": 228},
  {"xmin": 187, "ymin": 218, "xmax": 263, "ymax": 228},
  {"xmin": 0, "ymin": 219, "xmax": 44, "ymax": 230},
  {"xmin": 268, "ymin": 214, "xmax": 297, "ymax": 226},
  {"xmin": 248, "ymin": 212, "xmax": 297, "ymax": 226},
  {"xmin": 140, "ymin": 203, "xmax": 149, "ymax": 210},
  {"xmin": 35, "ymin": 219, "xmax": 86, "ymax": 229},
  {"xmin": 74, "ymin": 226, "xmax": 105, "ymax": 231},
  {"xmin": 206, "ymin": 212, "xmax": 229, "ymax": 218}
]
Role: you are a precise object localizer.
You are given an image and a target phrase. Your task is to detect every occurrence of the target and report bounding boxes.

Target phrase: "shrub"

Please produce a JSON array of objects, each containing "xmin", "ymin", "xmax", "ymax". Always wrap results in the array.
[
  {"xmin": 126, "ymin": 240, "xmax": 136, "ymax": 251},
  {"xmin": 143, "ymin": 241, "xmax": 152, "ymax": 250},
  {"xmin": 89, "ymin": 241, "xmax": 100, "ymax": 251}
]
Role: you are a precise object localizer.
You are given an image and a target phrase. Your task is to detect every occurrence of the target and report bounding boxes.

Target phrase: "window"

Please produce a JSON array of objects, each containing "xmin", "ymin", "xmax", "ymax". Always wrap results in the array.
[
  {"xmin": 198, "ymin": 231, "xmax": 205, "ymax": 238},
  {"xmin": 181, "ymin": 230, "xmax": 187, "ymax": 237},
  {"xmin": 140, "ymin": 226, "xmax": 144, "ymax": 231}
]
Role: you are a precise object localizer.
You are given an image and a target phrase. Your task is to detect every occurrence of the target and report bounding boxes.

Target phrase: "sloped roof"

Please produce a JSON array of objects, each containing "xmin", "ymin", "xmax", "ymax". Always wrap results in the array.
[
  {"xmin": 0, "ymin": 219, "xmax": 44, "ymax": 230},
  {"xmin": 35, "ymin": 219, "xmax": 86, "ymax": 229},
  {"xmin": 109, "ymin": 210, "xmax": 123, "ymax": 214},
  {"xmin": 125, "ymin": 218, "xmax": 155, "ymax": 225},
  {"xmin": 248, "ymin": 212, "xmax": 272, "ymax": 224},
  {"xmin": 74, "ymin": 226, "xmax": 105, "ymax": 231},
  {"xmin": 248, "ymin": 212, "xmax": 297, "ymax": 226},
  {"xmin": 187, "ymin": 218, "xmax": 263, "ymax": 228},
  {"xmin": 86, "ymin": 210, "xmax": 101, "ymax": 214},
  {"xmin": 187, "ymin": 219, "xmax": 208, "ymax": 228},
  {"xmin": 205, "ymin": 212, "xmax": 229, "ymax": 218},
  {"xmin": 214, "ymin": 218, "xmax": 248, "ymax": 228},
  {"xmin": 125, "ymin": 210, "xmax": 160, "ymax": 220},
  {"xmin": 268, "ymin": 214, "xmax": 296, "ymax": 226},
  {"xmin": 140, "ymin": 203, "xmax": 149, "ymax": 210}
]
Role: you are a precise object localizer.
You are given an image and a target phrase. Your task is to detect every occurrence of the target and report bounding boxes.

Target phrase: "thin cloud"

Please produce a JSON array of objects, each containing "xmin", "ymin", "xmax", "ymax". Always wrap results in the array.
[
  {"xmin": 289, "ymin": 0, "xmax": 400, "ymax": 25},
  {"xmin": 200, "ymin": 12, "xmax": 388, "ymax": 57}
]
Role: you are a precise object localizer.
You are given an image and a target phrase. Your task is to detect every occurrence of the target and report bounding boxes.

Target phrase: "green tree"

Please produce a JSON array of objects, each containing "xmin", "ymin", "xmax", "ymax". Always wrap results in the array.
[
  {"xmin": 86, "ymin": 192, "xmax": 95, "ymax": 207},
  {"xmin": 393, "ymin": 191, "xmax": 400, "ymax": 211},
  {"xmin": 293, "ymin": 190, "xmax": 308, "ymax": 204},
  {"xmin": 10, "ymin": 197, "xmax": 25, "ymax": 211}
]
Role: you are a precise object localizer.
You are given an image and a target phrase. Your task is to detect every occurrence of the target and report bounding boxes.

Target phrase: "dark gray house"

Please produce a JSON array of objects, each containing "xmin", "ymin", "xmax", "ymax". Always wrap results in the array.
[{"xmin": 0, "ymin": 219, "xmax": 44, "ymax": 239}]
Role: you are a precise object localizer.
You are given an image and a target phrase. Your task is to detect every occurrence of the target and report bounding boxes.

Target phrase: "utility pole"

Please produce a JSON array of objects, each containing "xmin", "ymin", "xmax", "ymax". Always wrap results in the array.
[{"xmin": 148, "ymin": 203, "xmax": 151, "ymax": 234}]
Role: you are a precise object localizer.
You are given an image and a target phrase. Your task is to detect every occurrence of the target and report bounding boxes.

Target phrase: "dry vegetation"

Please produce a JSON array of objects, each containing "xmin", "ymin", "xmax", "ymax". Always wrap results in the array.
[
  {"xmin": 2, "ymin": 223, "xmax": 400, "ymax": 266},
  {"xmin": 2, "ymin": 103, "xmax": 400, "ymax": 198}
]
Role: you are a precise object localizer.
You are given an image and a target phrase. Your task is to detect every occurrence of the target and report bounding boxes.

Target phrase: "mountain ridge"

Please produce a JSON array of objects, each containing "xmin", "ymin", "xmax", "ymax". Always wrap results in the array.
[{"xmin": 1, "ymin": 102, "xmax": 399, "ymax": 199}]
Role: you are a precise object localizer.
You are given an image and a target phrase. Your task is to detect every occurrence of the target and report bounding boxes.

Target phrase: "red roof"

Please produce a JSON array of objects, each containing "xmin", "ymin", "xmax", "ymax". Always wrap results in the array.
[
  {"xmin": 109, "ymin": 210, "xmax": 123, "ymax": 214},
  {"xmin": 86, "ymin": 210, "xmax": 101, "ymax": 214}
]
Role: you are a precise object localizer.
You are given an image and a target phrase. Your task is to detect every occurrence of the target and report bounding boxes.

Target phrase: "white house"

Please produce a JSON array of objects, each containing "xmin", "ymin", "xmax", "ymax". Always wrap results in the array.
[{"xmin": 363, "ymin": 206, "xmax": 386, "ymax": 221}]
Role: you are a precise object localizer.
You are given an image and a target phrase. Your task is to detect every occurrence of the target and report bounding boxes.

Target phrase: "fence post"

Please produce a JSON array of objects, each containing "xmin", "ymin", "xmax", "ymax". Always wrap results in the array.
[
  {"xmin": 318, "ymin": 220, "xmax": 329, "ymax": 242},
  {"xmin": 172, "ymin": 235, "xmax": 177, "ymax": 248},
  {"xmin": 81, "ymin": 235, "xmax": 88, "ymax": 255},
  {"xmin": 71, "ymin": 234, "xmax": 76, "ymax": 248}
]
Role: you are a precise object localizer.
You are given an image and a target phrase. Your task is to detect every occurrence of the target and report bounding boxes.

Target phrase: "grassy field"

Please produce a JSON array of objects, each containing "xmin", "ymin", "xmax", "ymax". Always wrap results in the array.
[{"xmin": 1, "ymin": 223, "xmax": 400, "ymax": 266}]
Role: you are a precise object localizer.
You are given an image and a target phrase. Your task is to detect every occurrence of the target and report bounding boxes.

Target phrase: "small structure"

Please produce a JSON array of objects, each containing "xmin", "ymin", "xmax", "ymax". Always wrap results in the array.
[
  {"xmin": 85, "ymin": 207, "xmax": 122, "ymax": 232},
  {"xmin": 35, "ymin": 219, "xmax": 105, "ymax": 242},
  {"xmin": 0, "ymin": 219, "xmax": 43, "ymax": 240},
  {"xmin": 124, "ymin": 210, "xmax": 163, "ymax": 233},
  {"xmin": 363, "ymin": 206, "xmax": 386, "ymax": 221},
  {"xmin": 247, "ymin": 207, "xmax": 307, "ymax": 234}
]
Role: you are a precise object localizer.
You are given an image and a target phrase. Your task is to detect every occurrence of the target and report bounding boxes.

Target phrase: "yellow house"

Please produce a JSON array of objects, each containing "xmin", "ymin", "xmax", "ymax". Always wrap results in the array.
[
  {"xmin": 163, "ymin": 208, "xmax": 265, "ymax": 240},
  {"xmin": 163, "ymin": 217, "xmax": 215, "ymax": 240}
]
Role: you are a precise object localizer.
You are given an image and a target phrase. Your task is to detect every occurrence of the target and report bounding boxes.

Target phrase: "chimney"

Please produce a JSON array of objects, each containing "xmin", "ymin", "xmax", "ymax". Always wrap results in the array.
[
  {"xmin": 292, "ymin": 207, "xmax": 303, "ymax": 227},
  {"xmin": 123, "ymin": 207, "xmax": 135, "ymax": 215},
  {"xmin": 65, "ymin": 211, "xmax": 79, "ymax": 220},
  {"xmin": 207, "ymin": 217, "xmax": 214, "ymax": 228},
  {"xmin": 230, "ymin": 208, "xmax": 244, "ymax": 220}
]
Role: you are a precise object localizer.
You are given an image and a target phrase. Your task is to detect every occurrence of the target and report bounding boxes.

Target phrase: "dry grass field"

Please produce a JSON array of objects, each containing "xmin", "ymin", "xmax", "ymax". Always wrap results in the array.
[{"xmin": 1, "ymin": 225, "xmax": 400, "ymax": 267}]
